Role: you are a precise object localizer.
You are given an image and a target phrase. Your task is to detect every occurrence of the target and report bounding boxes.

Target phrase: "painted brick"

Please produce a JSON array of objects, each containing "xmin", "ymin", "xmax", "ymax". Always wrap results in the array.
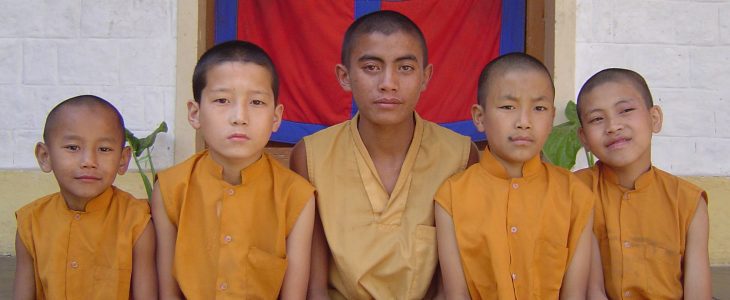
[
  {"xmin": 653, "ymin": 89, "xmax": 718, "ymax": 137},
  {"xmin": 0, "ymin": 0, "xmax": 42, "ymax": 37},
  {"xmin": 576, "ymin": 44, "xmax": 690, "ymax": 91},
  {"xmin": 690, "ymin": 46, "xmax": 730, "ymax": 90},
  {"xmin": 721, "ymin": 4, "xmax": 730, "ymax": 44},
  {"xmin": 694, "ymin": 137, "xmax": 730, "ymax": 175},
  {"xmin": 576, "ymin": 0, "xmax": 614, "ymax": 43},
  {"xmin": 81, "ymin": 0, "xmax": 171, "ymax": 38},
  {"xmin": 57, "ymin": 40, "xmax": 119, "ymax": 85},
  {"xmin": 13, "ymin": 130, "xmax": 42, "ymax": 170},
  {"xmin": 0, "ymin": 86, "xmax": 22, "ymax": 130},
  {"xmin": 651, "ymin": 136, "xmax": 698, "ymax": 174},
  {"xmin": 118, "ymin": 39, "xmax": 176, "ymax": 86},
  {"xmin": 713, "ymin": 99, "xmax": 730, "ymax": 138},
  {"xmin": 612, "ymin": 0, "xmax": 719, "ymax": 45},
  {"xmin": 0, "ymin": 40, "xmax": 22, "ymax": 84},
  {"xmin": 0, "ymin": 131, "xmax": 12, "ymax": 168},
  {"xmin": 23, "ymin": 40, "xmax": 58, "ymax": 85},
  {"xmin": 38, "ymin": 0, "xmax": 82, "ymax": 38}
]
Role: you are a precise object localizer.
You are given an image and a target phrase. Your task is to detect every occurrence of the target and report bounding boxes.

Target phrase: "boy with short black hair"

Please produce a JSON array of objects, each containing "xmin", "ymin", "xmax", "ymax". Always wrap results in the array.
[
  {"xmin": 576, "ymin": 68, "xmax": 711, "ymax": 299},
  {"xmin": 290, "ymin": 10, "xmax": 479, "ymax": 299},
  {"xmin": 435, "ymin": 53, "xmax": 594, "ymax": 299},
  {"xmin": 152, "ymin": 40, "xmax": 315, "ymax": 299},
  {"xmin": 14, "ymin": 95, "xmax": 156, "ymax": 299}
]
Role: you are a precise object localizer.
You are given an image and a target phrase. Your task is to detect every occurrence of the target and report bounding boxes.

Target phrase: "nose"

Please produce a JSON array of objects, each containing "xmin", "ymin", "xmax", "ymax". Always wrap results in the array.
[
  {"xmin": 80, "ymin": 148, "xmax": 98, "ymax": 169},
  {"xmin": 606, "ymin": 116, "xmax": 623, "ymax": 134},
  {"xmin": 516, "ymin": 107, "xmax": 532, "ymax": 130},
  {"xmin": 378, "ymin": 67, "xmax": 398, "ymax": 92},
  {"xmin": 231, "ymin": 102, "xmax": 248, "ymax": 125}
]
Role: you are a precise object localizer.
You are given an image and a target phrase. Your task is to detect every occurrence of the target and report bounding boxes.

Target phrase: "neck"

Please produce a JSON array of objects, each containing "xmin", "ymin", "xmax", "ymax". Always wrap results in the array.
[
  {"xmin": 606, "ymin": 155, "xmax": 652, "ymax": 189},
  {"xmin": 357, "ymin": 115, "xmax": 415, "ymax": 159},
  {"xmin": 211, "ymin": 151, "xmax": 262, "ymax": 186},
  {"xmin": 62, "ymin": 193, "xmax": 92, "ymax": 212}
]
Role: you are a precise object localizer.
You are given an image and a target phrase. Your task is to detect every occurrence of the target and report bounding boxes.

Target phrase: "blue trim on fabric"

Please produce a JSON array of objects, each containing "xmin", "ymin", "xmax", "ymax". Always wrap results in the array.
[
  {"xmin": 270, "ymin": 120, "xmax": 328, "ymax": 144},
  {"xmin": 215, "ymin": 0, "xmax": 238, "ymax": 44},
  {"xmin": 440, "ymin": 120, "xmax": 486, "ymax": 142},
  {"xmin": 499, "ymin": 0, "xmax": 525, "ymax": 54},
  {"xmin": 350, "ymin": 0, "xmax": 382, "ymax": 117}
]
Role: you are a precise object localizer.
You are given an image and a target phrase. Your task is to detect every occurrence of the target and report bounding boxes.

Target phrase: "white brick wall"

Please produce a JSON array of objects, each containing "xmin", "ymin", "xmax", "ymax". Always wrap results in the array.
[
  {"xmin": 0, "ymin": 0, "xmax": 177, "ymax": 170},
  {"xmin": 576, "ymin": 0, "xmax": 730, "ymax": 176}
]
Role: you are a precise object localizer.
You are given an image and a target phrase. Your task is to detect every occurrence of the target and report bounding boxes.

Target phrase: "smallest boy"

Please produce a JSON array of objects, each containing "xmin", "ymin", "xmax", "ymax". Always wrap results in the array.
[
  {"xmin": 435, "ymin": 53, "xmax": 594, "ymax": 299},
  {"xmin": 576, "ymin": 68, "xmax": 711, "ymax": 299},
  {"xmin": 14, "ymin": 95, "xmax": 156, "ymax": 299}
]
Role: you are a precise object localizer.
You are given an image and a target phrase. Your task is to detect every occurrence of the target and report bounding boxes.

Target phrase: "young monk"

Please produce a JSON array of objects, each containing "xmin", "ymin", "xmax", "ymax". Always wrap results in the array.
[
  {"xmin": 14, "ymin": 95, "xmax": 156, "ymax": 299},
  {"xmin": 152, "ymin": 40, "xmax": 315, "ymax": 299},
  {"xmin": 576, "ymin": 68, "xmax": 711, "ymax": 299},
  {"xmin": 435, "ymin": 53, "xmax": 595, "ymax": 299},
  {"xmin": 290, "ymin": 10, "xmax": 479, "ymax": 299}
]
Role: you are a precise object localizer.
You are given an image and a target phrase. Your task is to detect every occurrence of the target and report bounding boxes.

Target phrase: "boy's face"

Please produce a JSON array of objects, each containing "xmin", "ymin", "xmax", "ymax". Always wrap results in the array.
[
  {"xmin": 35, "ymin": 105, "xmax": 131, "ymax": 205},
  {"xmin": 189, "ymin": 62, "xmax": 283, "ymax": 169},
  {"xmin": 336, "ymin": 31, "xmax": 433, "ymax": 127},
  {"xmin": 472, "ymin": 69, "xmax": 555, "ymax": 174},
  {"xmin": 578, "ymin": 81, "xmax": 662, "ymax": 170}
]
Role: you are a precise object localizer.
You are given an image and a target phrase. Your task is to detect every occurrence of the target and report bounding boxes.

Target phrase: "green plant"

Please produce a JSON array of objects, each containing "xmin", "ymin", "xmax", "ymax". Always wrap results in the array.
[
  {"xmin": 543, "ymin": 101, "xmax": 595, "ymax": 169},
  {"xmin": 125, "ymin": 122, "xmax": 168, "ymax": 199}
]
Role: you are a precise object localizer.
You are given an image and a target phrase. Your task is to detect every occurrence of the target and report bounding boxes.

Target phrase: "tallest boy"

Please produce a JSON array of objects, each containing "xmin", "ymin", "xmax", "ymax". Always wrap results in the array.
[{"xmin": 291, "ymin": 10, "xmax": 478, "ymax": 299}]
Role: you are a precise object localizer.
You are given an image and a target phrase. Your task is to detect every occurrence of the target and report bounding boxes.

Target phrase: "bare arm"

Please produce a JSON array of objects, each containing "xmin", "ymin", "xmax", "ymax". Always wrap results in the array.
[
  {"xmin": 280, "ymin": 197, "xmax": 316, "ymax": 299},
  {"xmin": 150, "ymin": 181, "xmax": 184, "ymax": 299},
  {"xmin": 290, "ymin": 141, "xmax": 330, "ymax": 299},
  {"xmin": 587, "ymin": 233, "xmax": 608, "ymax": 300},
  {"xmin": 13, "ymin": 232, "xmax": 35, "ymax": 300},
  {"xmin": 435, "ymin": 204, "xmax": 470, "ymax": 299},
  {"xmin": 560, "ymin": 213, "xmax": 593, "ymax": 300},
  {"xmin": 131, "ymin": 221, "xmax": 158, "ymax": 299},
  {"xmin": 683, "ymin": 197, "xmax": 711, "ymax": 299}
]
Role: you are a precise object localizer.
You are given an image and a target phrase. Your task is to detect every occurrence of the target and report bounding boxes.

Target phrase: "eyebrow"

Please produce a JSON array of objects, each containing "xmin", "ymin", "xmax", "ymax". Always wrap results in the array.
[
  {"xmin": 584, "ymin": 99, "xmax": 634, "ymax": 115},
  {"xmin": 60, "ymin": 135, "xmax": 119, "ymax": 145},
  {"xmin": 357, "ymin": 54, "xmax": 418, "ymax": 64},
  {"xmin": 207, "ymin": 87, "xmax": 271, "ymax": 96}
]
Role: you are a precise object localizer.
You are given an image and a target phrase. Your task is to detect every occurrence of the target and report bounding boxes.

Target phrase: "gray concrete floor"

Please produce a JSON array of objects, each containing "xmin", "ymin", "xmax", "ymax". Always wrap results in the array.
[{"xmin": 0, "ymin": 255, "xmax": 727, "ymax": 298}]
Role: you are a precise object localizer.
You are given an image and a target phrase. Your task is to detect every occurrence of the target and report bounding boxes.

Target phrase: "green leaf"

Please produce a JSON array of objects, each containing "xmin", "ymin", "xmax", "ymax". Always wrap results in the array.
[
  {"xmin": 124, "ymin": 128, "xmax": 140, "ymax": 152},
  {"xmin": 135, "ymin": 122, "xmax": 168, "ymax": 157},
  {"xmin": 543, "ymin": 100, "xmax": 583, "ymax": 169},
  {"xmin": 565, "ymin": 100, "xmax": 579, "ymax": 123}
]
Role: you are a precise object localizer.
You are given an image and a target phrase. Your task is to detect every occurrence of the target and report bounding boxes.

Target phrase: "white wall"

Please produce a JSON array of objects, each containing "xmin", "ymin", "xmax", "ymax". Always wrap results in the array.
[
  {"xmin": 0, "ymin": 0, "xmax": 177, "ymax": 170},
  {"xmin": 576, "ymin": 0, "xmax": 730, "ymax": 176}
]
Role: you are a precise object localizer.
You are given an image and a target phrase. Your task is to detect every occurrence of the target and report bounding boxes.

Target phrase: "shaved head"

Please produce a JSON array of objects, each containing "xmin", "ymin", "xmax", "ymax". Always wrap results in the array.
[
  {"xmin": 477, "ymin": 52, "xmax": 554, "ymax": 107},
  {"xmin": 43, "ymin": 95, "xmax": 125, "ymax": 145},
  {"xmin": 576, "ymin": 68, "xmax": 653, "ymax": 124}
]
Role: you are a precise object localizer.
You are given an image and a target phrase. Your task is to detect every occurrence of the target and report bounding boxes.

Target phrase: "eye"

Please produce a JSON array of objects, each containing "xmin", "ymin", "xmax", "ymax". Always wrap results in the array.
[
  {"xmin": 251, "ymin": 99, "xmax": 265, "ymax": 106},
  {"xmin": 213, "ymin": 98, "xmax": 229, "ymax": 104},
  {"xmin": 588, "ymin": 116, "xmax": 604, "ymax": 124},
  {"xmin": 64, "ymin": 145, "xmax": 80, "ymax": 151},
  {"xmin": 498, "ymin": 105, "xmax": 515, "ymax": 110},
  {"xmin": 399, "ymin": 65, "xmax": 415, "ymax": 72},
  {"xmin": 362, "ymin": 64, "xmax": 380, "ymax": 72},
  {"xmin": 620, "ymin": 108, "xmax": 635, "ymax": 114},
  {"xmin": 535, "ymin": 106, "xmax": 548, "ymax": 111},
  {"xmin": 99, "ymin": 146, "xmax": 114, "ymax": 152}
]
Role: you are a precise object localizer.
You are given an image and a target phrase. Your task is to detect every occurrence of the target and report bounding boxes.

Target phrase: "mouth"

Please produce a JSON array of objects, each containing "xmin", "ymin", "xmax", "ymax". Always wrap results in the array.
[
  {"xmin": 374, "ymin": 97, "xmax": 403, "ymax": 108},
  {"xmin": 75, "ymin": 175, "xmax": 101, "ymax": 182},
  {"xmin": 606, "ymin": 137, "xmax": 631, "ymax": 149},
  {"xmin": 509, "ymin": 136, "xmax": 534, "ymax": 145},
  {"xmin": 228, "ymin": 133, "xmax": 250, "ymax": 141}
]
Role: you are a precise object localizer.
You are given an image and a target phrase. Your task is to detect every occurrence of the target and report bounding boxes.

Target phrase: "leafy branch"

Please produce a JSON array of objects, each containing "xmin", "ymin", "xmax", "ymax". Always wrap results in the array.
[
  {"xmin": 125, "ymin": 122, "xmax": 168, "ymax": 200},
  {"xmin": 543, "ymin": 101, "xmax": 595, "ymax": 169}
]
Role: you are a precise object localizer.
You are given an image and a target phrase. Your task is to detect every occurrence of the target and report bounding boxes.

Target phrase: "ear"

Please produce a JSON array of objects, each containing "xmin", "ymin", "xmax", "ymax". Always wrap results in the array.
[
  {"xmin": 335, "ymin": 64, "xmax": 352, "ymax": 92},
  {"xmin": 420, "ymin": 63, "xmax": 434, "ymax": 91},
  {"xmin": 187, "ymin": 100, "xmax": 201, "ymax": 130},
  {"xmin": 271, "ymin": 103, "xmax": 284, "ymax": 132},
  {"xmin": 578, "ymin": 126, "xmax": 591, "ymax": 153},
  {"xmin": 471, "ymin": 104, "xmax": 486, "ymax": 133},
  {"xmin": 35, "ymin": 142, "xmax": 52, "ymax": 173},
  {"xmin": 649, "ymin": 105, "xmax": 663, "ymax": 133},
  {"xmin": 117, "ymin": 146, "xmax": 132, "ymax": 175}
]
